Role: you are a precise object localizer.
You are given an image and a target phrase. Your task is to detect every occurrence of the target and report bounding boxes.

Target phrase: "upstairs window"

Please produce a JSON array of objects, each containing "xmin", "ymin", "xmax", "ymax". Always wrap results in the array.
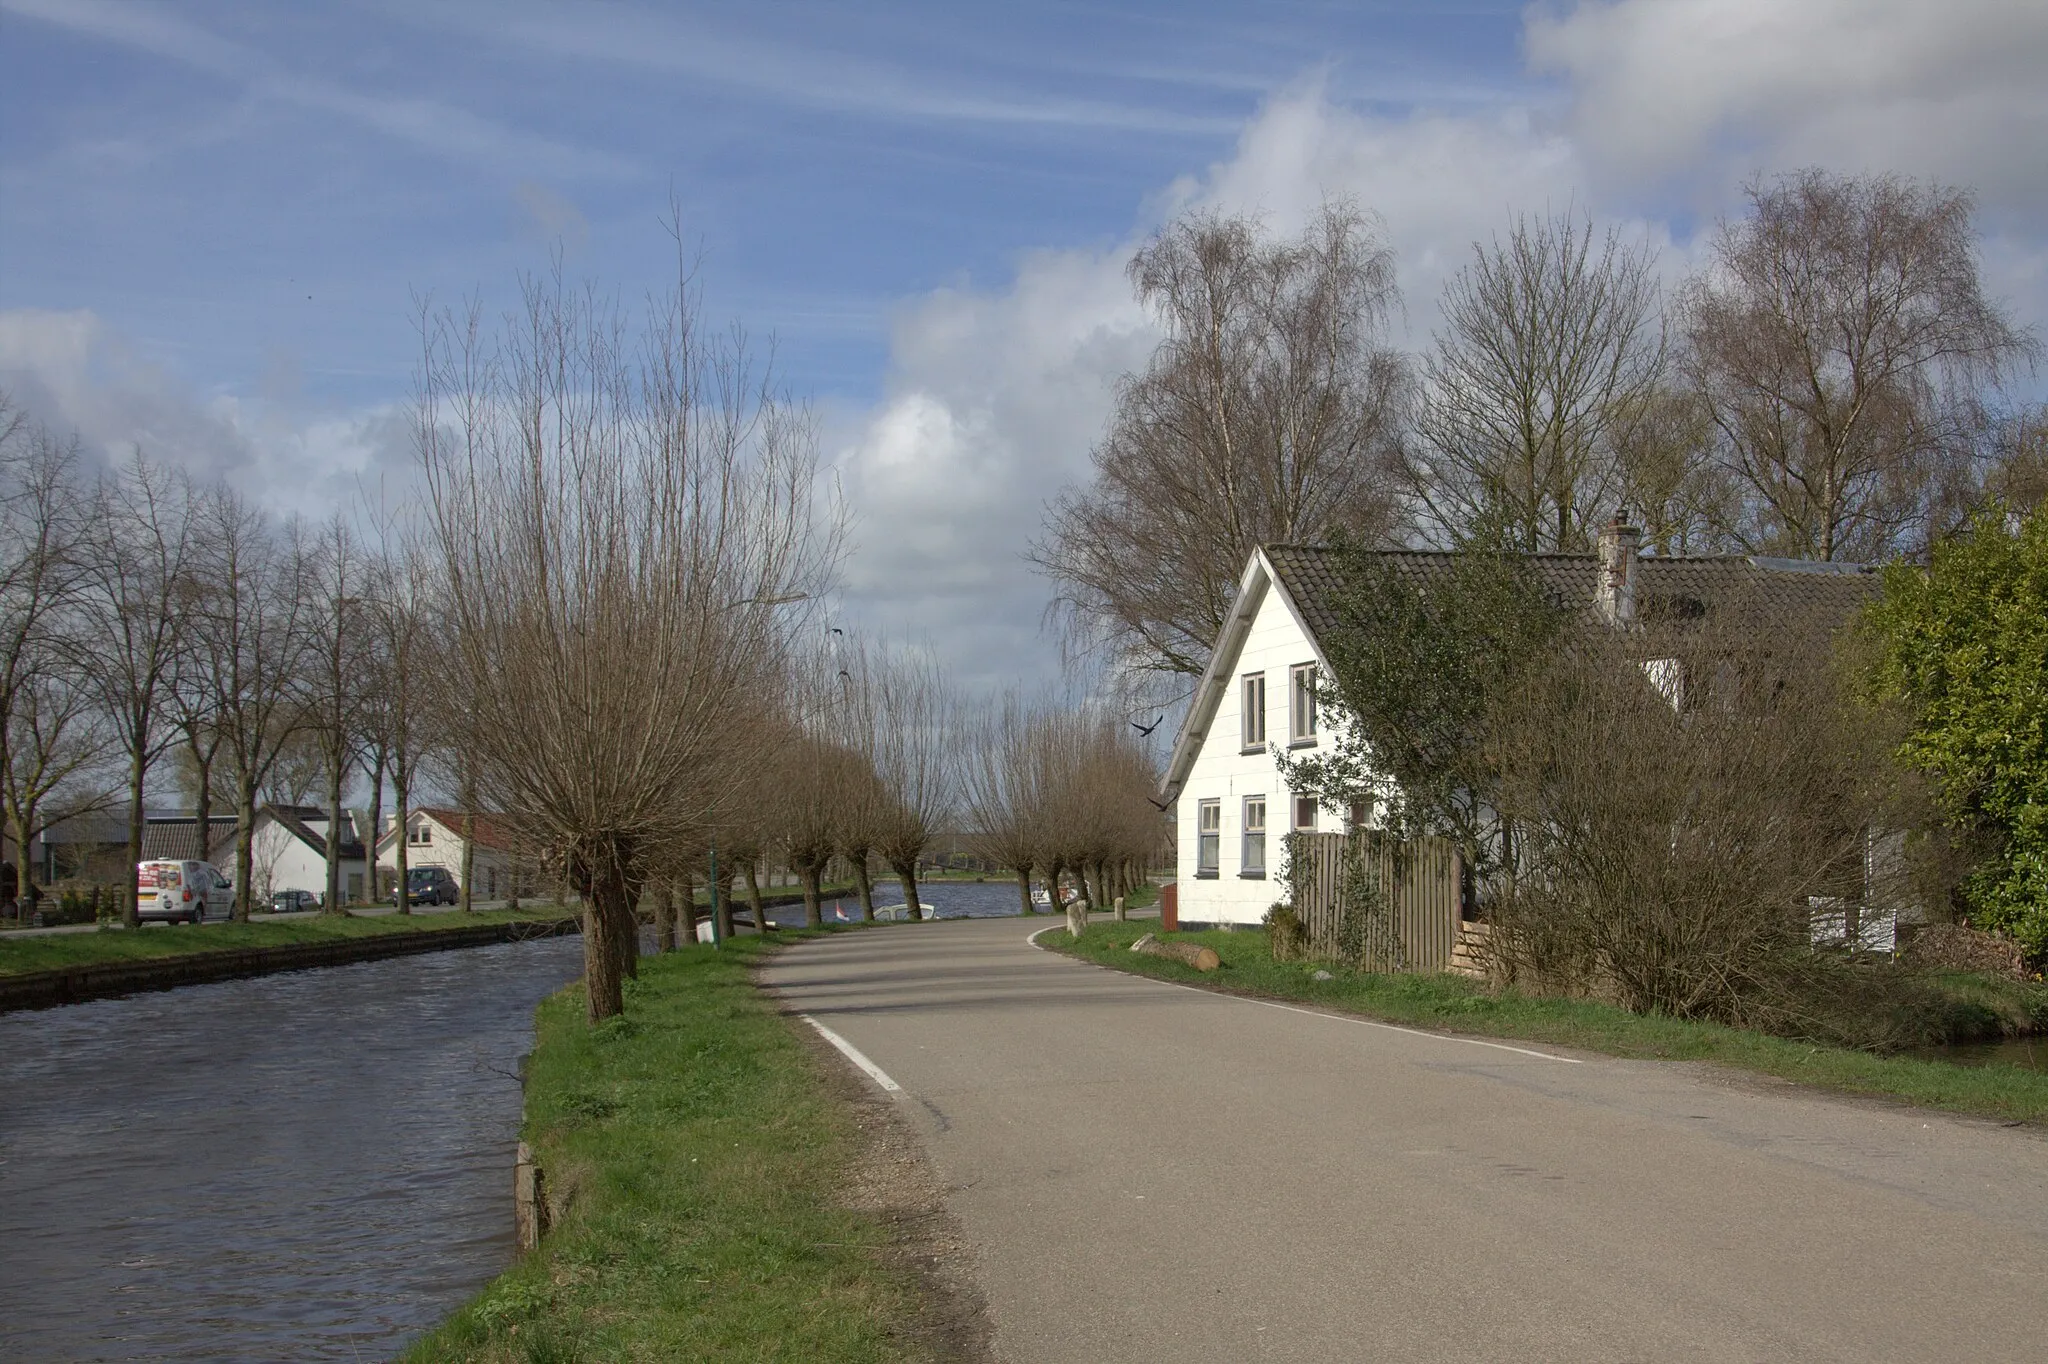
[
  {"xmin": 1241, "ymin": 673, "xmax": 1266, "ymax": 749},
  {"xmin": 1289, "ymin": 664, "xmax": 1318, "ymax": 743},
  {"xmin": 409, "ymin": 823, "xmax": 432, "ymax": 846},
  {"xmin": 1241, "ymin": 796, "xmax": 1267, "ymax": 877},
  {"xmin": 1196, "ymin": 800, "xmax": 1221, "ymax": 876}
]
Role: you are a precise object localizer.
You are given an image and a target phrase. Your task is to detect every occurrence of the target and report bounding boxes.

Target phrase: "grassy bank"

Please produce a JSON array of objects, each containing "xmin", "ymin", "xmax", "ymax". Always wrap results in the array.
[
  {"xmin": 402, "ymin": 931, "xmax": 948, "ymax": 1364},
  {"xmin": 0, "ymin": 907, "xmax": 575, "ymax": 976},
  {"xmin": 1051, "ymin": 922, "xmax": 2048, "ymax": 1125}
]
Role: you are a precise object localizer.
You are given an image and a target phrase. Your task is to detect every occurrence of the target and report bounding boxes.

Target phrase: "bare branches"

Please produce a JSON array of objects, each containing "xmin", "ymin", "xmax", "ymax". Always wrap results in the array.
[
  {"xmin": 1682, "ymin": 170, "xmax": 2039, "ymax": 560},
  {"xmin": 414, "ymin": 259, "xmax": 837, "ymax": 1019},
  {"xmin": 1406, "ymin": 210, "xmax": 1666, "ymax": 552},
  {"xmin": 1032, "ymin": 202, "xmax": 1407, "ymax": 681}
]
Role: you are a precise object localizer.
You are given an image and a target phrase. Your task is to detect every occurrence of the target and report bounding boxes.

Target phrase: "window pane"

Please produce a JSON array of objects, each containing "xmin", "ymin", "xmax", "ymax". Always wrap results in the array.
[
  {"xmin": 1294, "ymin": 796, "xmax": 1316, "ymax": 830},
  {"xmin": 1290, "ymin": 664, "xmax": 1317, "ymax": 739},
  {"xmin": 1243, "ymin": 797, "xmax": 1266, "ymax": 874},
  {"xmin": 1242, "ymin": 673, "xmax": 1265, "ymax": 747}
]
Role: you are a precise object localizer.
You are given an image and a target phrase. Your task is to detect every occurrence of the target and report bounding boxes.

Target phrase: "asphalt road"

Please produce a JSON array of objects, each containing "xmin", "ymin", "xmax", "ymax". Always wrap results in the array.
[{"xmin": 763, "ymin": 915, "xmax": 2048, "ymax": 1364}]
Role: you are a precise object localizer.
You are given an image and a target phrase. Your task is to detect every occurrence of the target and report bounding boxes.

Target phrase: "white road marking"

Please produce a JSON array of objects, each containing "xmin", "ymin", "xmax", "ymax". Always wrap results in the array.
[
  {"xmin": 801, "ymin": 1015, "xmax": 902, "ymax": 1092},
  {"xmin": 1030, "ymin": 924, "xmax": 1580, "ymax": 1064}
]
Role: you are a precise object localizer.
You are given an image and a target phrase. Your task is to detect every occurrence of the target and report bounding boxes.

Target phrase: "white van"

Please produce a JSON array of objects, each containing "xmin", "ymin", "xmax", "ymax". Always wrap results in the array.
[{"xmin": 137, "ymin": 860, "xmax": 233, "ymax": 924}]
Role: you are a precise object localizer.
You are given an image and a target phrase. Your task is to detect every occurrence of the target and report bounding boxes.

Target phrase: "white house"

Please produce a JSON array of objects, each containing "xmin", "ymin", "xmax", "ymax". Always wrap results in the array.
[
  {"xmin": 1158, "ymin": 545, "xmax": 1349, "ymax": 929},
  {"xmin": 375, "ymin": 807, "xmax": 541, "ymax": 901},
  {"xmin": 210, "ymin": 805, "xmax": 370, "ymax": 904},
  {"xmin": 1159, "ymin": 524, "xmax": 1882, "ymax": 930}
]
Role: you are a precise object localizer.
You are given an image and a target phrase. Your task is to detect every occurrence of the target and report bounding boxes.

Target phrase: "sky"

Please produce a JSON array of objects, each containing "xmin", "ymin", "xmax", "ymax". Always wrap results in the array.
[{"xmin": 3, "ymin": 0, "xmax": 2045, "ymax": 702}]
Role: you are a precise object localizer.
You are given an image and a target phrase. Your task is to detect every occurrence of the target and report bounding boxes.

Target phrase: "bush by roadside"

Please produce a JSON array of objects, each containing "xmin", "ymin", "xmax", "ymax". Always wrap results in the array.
[{"xmin": 1049, "ymin": 921, "xmax": 2048, "ymax": 1125}]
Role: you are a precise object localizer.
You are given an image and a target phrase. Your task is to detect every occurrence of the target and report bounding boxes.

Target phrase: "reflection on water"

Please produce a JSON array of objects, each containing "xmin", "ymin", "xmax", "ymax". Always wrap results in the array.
[
  {"xmin": 1915, "ymin": 1034, "xmax": 2047, "ymax": 1073},
  {"xmin": 772, "ymin": 877, "xmax": 1032, "ymax": 925},
  {"xmin": 0, "ymin": 934, "xmax": 584, "ymax": 1363}
]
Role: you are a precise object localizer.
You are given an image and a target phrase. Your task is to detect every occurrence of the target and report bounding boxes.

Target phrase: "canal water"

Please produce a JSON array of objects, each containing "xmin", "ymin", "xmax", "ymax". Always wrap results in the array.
[{"xmin": 0, "ymin": 933, "xmax": 585, "ymax": 1363}]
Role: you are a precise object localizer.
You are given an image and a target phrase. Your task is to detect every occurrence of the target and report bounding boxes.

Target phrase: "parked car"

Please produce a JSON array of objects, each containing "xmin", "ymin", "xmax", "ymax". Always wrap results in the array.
[
  {"xmin": 268, "ymin": 889, "xmax": 322, "ymax": 914},
  {"xmin": 394, "ymin": 866, "xmax": 460, "ymax": 907},
  {"xmin": 136, "ymin": 860, "xmax": 233, "ymax": 925}
]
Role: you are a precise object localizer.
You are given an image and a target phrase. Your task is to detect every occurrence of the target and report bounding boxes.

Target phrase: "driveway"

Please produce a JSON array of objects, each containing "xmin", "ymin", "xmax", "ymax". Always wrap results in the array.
[{"xmin": 763, "ymin": 915, "xmax": 2048, "ymax": 1363}]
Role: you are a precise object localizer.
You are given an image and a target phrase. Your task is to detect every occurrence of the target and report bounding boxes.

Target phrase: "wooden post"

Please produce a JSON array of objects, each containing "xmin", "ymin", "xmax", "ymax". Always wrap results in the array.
[
  {"xmin": 1113, "ymin": 895, "xmax": 1126, "ymax": 923},
  {"xmin": 514, "ymin": 1141, "xmax": 546, "ymax": 1252}
]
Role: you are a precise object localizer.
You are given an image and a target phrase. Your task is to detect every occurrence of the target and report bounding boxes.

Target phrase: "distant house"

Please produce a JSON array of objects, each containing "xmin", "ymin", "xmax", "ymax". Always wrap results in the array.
[
  {"xmin": 374, "ymin": 808, "xmax": 542, "ymax": 902},
  {"xmin": 1158, "ymin": 519, "xmax": 1882, "ymax": 931},
  {"xmin": 211, "ymin": 805, "xmax": 370, "ymax": 905},
  {"xmin": 31, "ymin": 810, "xmax": 236, "ymax": 886}
]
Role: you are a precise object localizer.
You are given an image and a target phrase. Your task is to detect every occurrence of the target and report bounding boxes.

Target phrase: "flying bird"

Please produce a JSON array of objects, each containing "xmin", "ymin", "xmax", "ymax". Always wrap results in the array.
[
  {"xmin": 828, "ymin": 627, "xmax": 843, "ymax": 635},
  {"xmin": 1146, "ymin": 796, "xmax": 1171, "ymax": 811},
  {"xmin": 1131, "ymin": 716, "xmax": 1162, "ymax": 736}
]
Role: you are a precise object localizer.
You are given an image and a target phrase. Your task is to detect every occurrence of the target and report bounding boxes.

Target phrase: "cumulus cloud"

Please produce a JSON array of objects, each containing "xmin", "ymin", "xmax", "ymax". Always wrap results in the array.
[
  {"xmin": 1527, "ymin": 0, "xmax": 2048, "ymax": 217},
  {"xmin": 0, "ymin": 308, "xmax": 414, "ymax": 521}
]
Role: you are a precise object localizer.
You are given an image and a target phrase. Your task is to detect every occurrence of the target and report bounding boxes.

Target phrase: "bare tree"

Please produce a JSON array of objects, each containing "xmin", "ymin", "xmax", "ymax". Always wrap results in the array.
[
  {"xmin": 871, "ymin": 646, "xmax": 954, "ymax": 920},
  {"xmin": 305, "ymin": 515, "xmax": 374, "ymax": 910},
  {"xmin": 5, "ymin": 662, "xmax": 115, "ymax": 890},
  {"xmin": 1033, "ymin": 202, "xmax": 1407, "ymax": 680},
  {"xmin": 1405, "ymin": 210, "xmax": 1665, "ymax": 551},
  {"xmin": 362, "ymin": 539, "xmax": 435, "ymax": 914},
  {"xmin": 1683, "ymin": 170, "xmax": 2038, "ymax": 561},
  {"xmin": 962, "ymin": 693, "xmax": 1052, "ymax": 916},
  {"xmin": 415, "ymin": 260, "xmax": 834, "ymax": 1022},
  {"xmin": 79, "ymin": 451, "xmax": 197, "ymax": 927},
  {"xmin": 192, "ymin": 491, "xmax": 315, "ymax": 919},
  {"xmin": 0, "ymin": 401, "xmax": 87, "ymax": 912}
]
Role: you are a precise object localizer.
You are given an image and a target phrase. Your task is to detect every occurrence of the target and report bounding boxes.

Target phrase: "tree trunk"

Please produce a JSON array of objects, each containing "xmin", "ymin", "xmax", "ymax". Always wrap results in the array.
[
  {"xmin": 715, "ymin": 866, "xmax": 735, "ymax": 940},
  {"xmin": 124, "ymin": 751, "xmax": 147, "ymax": 928},
  {"xmin": 1016, "ymin": 863, "xmax": 1035, "ymax": 917},
  {"xmin": 579, "ymin": 857, "xmax": 628, "ymax": 1023},
  {"xmin": 233, "ymin": 777, "xmax": 256, "ymax": 921},
  {"xmin": 654, "ymin": 882, "xmax": 676, "ymax": 953},
  {"xmin": 459, "ymin": 811, "xmax": 475, "ymax": 913},
  {"xmin": 394, "ymin": 784, "xmax": 410, "ymax": 915},
  {"xmin": 324, "ymin": 752, "xmax": 346, "ymax": 913},
  {"xmin": 799, "ymin": 861, "xmax": 823, "ymax": 928},
  {"xmin": 1045, "ymin": 859, "xmax": 1064, "ymax": 914},
  {"xmin": 894, "ymin": 861, "xmax": 924, "ymax": 921},
  {"xmin": 192, "ymin": 743, "xmax": 214, "ymax": 868},
  {"xmin": 852, "ymin": 853, "xmax": 876, "ymax": 922},
  {"xmin": 678, "ymin": 874, "xmax": 700, "ymax": 943},
  {"xmin": 744, "ymin": 859, "xmax": 769, "ymax": 932},
  {"xmin": 364, "ymin": 750, "xmax": 384, "ymax": 905}
]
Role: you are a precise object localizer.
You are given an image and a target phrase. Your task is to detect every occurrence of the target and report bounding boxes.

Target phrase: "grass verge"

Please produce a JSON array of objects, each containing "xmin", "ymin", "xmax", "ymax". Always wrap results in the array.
[
  {"xmin": 1051, "ymin": 921, "xmax": 2048, "ymax": 1126},
  {"xmin": 0, "ymin": 907, "xmax": 575, "ymax": 976},
  {"xmin": 401, "ymin": 930, "xmax": 954, "ymax": 1364}
]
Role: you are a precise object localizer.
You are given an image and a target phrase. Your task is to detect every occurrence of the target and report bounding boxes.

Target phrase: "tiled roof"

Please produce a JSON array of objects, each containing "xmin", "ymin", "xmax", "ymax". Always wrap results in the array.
[
  {"xmin": 142, "ymin": 817, "xmax": 239, "ymax": 863},
  {"xmin": 1263, "ymin": 544, "xmax": 1880, "ymax": 641},
  {"xmin": 409, "ymin": 808, "xmax": 525, "ymax": 854}
]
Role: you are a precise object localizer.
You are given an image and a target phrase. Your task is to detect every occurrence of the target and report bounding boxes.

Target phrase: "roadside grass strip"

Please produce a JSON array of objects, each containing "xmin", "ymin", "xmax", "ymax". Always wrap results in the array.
[
  {"xmin": 401, "ymin": 931, "xmax": 938, "ymax": 1364},
  {"xmin": 0, "ymin": 906, "xmax": 577, "ymax": 976},
  {"xmin": 1049, "ymin": 921, "xmax": 2048, "ymax": 1126}
]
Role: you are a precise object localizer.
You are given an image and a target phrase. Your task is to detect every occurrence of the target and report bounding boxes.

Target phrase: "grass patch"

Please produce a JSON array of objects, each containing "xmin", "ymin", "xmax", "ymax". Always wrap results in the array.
[
  {"xmin": 0, "ymin": 907, "xmax": 576, "ymax": 977},
  {"xmin": 1052, "ymin": 921, "xmax": 2048, "ymax": 1126},
  {"xmin": 401, "ymin": 930, "xmax": 941, "ymax": 1364}
]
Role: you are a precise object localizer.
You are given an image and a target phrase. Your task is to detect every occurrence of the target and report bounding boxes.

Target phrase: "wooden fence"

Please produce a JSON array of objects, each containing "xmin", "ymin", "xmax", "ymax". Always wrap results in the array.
[{"xmin": 1285, "ymin": 831, "xmax": 1463, "ymax": 973}]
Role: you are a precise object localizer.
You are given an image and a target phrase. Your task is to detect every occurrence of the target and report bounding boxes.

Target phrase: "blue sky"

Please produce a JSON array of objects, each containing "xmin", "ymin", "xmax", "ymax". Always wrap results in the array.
[{"xmin": 3, "ymin": 1, "xmax": 2045, "ymax": 695}]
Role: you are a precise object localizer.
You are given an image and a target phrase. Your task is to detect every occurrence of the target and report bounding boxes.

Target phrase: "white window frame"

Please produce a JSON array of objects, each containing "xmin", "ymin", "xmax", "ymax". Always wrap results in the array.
[
  {"xmin": 1289, "ymin": 663, "xmax": 1318, "ymax": 745},
  {"xmin": 1241, "ymin": 672, "xmax": 1266, "ymax": 750},
  {"xmin": 1196, "ymin": 799, "xmax": 1221, "ymax": 877},
  {"xmin": 1241, "ymin": 796, "xmax": 1266, "ymax": 877}
]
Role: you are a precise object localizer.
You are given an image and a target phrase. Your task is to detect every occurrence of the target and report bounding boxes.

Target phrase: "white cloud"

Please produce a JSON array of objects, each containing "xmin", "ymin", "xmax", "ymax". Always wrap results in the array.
[
  {"xmin": 1527, "ymin": 0, "xmax": 2048, "ymax": 217},
  {"xmin": 0, "ymin": 309, "xmax": 413, "ymax": 522}
]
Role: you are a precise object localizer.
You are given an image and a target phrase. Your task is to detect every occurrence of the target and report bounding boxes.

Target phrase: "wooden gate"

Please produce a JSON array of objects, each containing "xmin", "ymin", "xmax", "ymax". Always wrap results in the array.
[{"xmin": 1286, "ymin": 831, "xmax": 1462, "ymax": 972}]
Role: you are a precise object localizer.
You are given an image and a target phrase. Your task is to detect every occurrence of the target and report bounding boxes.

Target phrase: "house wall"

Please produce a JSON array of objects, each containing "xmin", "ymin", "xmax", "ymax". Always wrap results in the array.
[
  {"xmin": 1175, "ymin": 578, "xmax": 1339, "ymax": 927},
  {"xmin": 242, "ymin": 820, "xmax": 367, "ymax": 901},
  {"xmin": 376, "ymin": 813, "xmax": 534, "ymax": 899}
]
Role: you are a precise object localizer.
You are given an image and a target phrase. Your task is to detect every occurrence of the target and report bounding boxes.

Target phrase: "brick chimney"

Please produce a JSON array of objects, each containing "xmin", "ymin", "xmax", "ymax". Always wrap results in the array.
[{"xmin": 1596, "ymin": 510, "xmax": 1640, "ymax": 626}]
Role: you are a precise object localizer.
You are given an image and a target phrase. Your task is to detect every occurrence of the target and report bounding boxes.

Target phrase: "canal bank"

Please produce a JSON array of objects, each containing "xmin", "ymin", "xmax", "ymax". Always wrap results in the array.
[
  {"xmin": 0, "ymin": 911, "xmax": 582, "ymax": 1012},
  {"xmin": 402, "ymin": 923, "xmax": 989, "ymax": 1364}
]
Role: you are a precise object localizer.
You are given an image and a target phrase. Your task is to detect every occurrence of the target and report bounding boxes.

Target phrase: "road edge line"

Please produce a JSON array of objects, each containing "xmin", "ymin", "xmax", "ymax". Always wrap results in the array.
[
  {"xmin": 1029, "ymin": 927, "xmax": 1581, "ymax": 1064},
  {"xmin": 801, "ymin": 1014, "xmax": 904, "ymax": 1092}
]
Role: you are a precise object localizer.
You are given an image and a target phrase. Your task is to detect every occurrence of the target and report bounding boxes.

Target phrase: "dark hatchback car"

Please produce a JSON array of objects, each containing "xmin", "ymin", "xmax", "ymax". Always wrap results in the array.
[
  {"xmin": 268, "ymin": 889, "xmax": 321, "ymax": 914},
  {"xmin": 395, "ymin": 866, "xmax": 460, "ymax": 907}
]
